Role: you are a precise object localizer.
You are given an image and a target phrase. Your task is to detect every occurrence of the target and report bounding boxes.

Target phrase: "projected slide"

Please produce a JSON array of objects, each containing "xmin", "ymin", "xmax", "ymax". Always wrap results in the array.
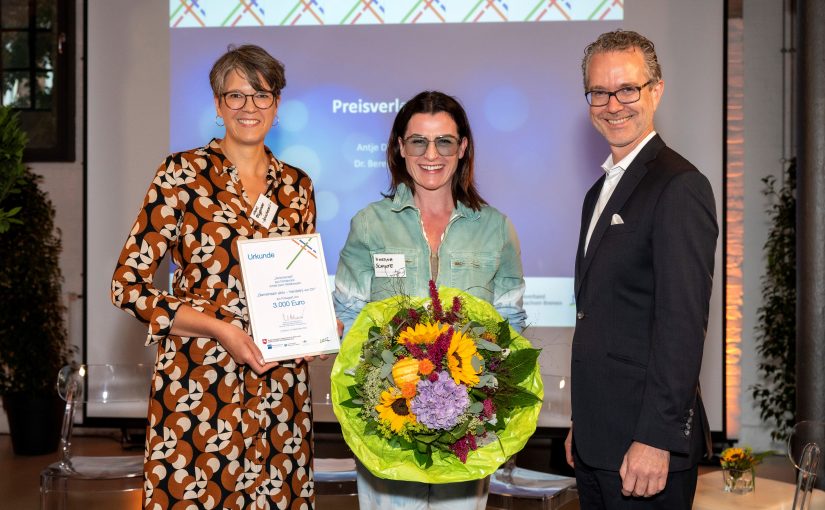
[{"xmin": 169, "ymin": 1, "xmax": 622, "ymax": 326}]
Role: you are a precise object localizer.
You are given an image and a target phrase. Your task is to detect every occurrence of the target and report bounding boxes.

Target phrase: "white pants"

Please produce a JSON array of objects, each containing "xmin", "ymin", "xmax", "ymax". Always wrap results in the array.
[{"xmin": 355, "ymin": 462, "xmax": 490, "ymax": 510}]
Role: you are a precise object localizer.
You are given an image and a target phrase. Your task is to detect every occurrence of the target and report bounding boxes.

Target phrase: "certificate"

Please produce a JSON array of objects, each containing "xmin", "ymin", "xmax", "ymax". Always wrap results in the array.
[{"xmin": 237, "ymin": 233, "xmax": 340, "ymax": 362}]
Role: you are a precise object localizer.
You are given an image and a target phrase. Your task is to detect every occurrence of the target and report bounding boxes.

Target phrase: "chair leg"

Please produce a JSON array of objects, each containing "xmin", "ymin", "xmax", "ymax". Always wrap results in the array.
[{"xmin": 793, "ymin": 442, "xmax": 821, "ymax": 510}]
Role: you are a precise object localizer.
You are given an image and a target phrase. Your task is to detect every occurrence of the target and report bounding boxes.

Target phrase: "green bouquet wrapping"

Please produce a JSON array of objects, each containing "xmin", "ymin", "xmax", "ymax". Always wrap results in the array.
[{"xmin": 331, "ymin": 284, "xmax": 543, "ymax": 483}]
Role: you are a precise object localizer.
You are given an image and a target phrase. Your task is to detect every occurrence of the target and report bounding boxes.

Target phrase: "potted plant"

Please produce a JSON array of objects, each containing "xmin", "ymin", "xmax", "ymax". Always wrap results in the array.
[
  {"xmin": 0, "ymin": 105, "xmax": 71, "ymax": 455},
  {"xmin": 719, "ymin": 445, "xmax": 774, "ymax": 494},
  {"xmin": 751, "ymin": 160, "xmax": 796, "ymax": 442}
]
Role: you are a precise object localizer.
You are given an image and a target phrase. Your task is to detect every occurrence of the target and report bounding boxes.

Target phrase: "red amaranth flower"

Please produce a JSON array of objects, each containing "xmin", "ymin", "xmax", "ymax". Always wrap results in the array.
[
  {"xmin": 449, "ymin": 433, "xmax": 479, "ymax": 463},
  {"xmin": 429, "ymin": 280, "xmax": 444, "ymax": 321},
  {"xmin": 426, "ymin": 326, "xmax": 453, "ymax": 366},
  {"xmin": 482, "ymin": 398, "xmax": 496, "ymax": 419},
  {"xmin": 404, "ymin": 341, "xmax": 426, "ymax": 360}
]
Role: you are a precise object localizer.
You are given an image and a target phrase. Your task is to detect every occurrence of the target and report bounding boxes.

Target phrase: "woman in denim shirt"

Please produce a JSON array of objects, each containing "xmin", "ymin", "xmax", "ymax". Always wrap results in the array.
[{"xmin": 333, "ymin": 90, "xmax": 527, "ymax": 510}]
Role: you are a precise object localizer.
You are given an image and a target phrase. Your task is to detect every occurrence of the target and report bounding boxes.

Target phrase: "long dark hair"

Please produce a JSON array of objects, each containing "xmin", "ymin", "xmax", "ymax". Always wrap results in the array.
[{"xmin": 386, "ymin": 91, "xmax": 486, "ymax": 210}]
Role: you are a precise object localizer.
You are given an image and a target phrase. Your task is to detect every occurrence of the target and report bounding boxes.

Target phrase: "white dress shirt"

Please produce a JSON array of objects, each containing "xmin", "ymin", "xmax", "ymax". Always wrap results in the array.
[{"xmin": 584, "ymin": 131, "xmax": 657, "ymax": 255}]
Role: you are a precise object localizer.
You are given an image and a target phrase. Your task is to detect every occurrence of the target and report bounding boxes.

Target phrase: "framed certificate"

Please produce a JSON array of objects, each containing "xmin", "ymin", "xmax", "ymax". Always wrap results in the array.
[{"xmin": 237, "ymin": 233, "xmax": 340, "ymax": 362}]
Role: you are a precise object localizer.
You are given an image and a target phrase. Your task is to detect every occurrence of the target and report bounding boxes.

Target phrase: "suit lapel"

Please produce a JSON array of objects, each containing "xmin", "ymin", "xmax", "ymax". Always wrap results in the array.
[
  {"xmin": 575, "ymin": 136, "xmax": 665, "ymax": 297},
  {"xmin": 575, "ymin": 180, "xmax": 602, "ymax": 287}
]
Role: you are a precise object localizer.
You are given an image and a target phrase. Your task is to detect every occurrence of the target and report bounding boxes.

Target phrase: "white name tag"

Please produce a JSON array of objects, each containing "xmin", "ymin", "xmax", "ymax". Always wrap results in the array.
[
  {"xmin": 250, "ymin": 194, "xmax": 277, "ymax": 229},
  {"xmin": 373, "ymin": 253, "xmax": 406, "ymax": 278}
]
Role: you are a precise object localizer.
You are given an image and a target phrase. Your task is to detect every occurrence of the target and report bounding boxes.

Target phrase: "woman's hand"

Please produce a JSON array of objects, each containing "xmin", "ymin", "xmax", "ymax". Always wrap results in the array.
[
  {"xmin": 170, "ymin": 306, "xmax": 280, "ymax": 374},
  {"xmin": 295, "ymin": 319, "xmax": 343, "ymax": 363},
  {"xmin": 214, "ymin": 321, "xmax": 280, "ymax": 374}
]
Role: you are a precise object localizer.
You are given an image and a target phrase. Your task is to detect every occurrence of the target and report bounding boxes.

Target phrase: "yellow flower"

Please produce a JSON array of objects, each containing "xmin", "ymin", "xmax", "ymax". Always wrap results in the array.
[
  {"xmin": 721, "ymin": 447, "xmax": 745, "ymax": 463},
  {"xmin": 392, "ymin": 357, "xmax": 421, "ymax": 387},
  {"xmin": 397, "ymin": 321, "xmax": 448, "ymax": 345},
  {"xmin": 375, "ymin": 387, "xmax": 417, "ymax": 432},
  {"xmin": 447, "ymin": 330, "xmax": 482, "ymax": 386}
]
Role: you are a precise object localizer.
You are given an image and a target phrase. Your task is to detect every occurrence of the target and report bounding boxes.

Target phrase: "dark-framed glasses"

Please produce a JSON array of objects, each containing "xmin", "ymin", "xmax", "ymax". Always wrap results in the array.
[
  {"xmin": 585, "ymin": 79, "xmax": 654, "ymax": 107},
  {"xmin": 222, "ymin": 91, "xmax": 275, "ymax": 110},
  {"xmin": 402, "ymin": 135, "xmax": 462, "ymax": 157}
]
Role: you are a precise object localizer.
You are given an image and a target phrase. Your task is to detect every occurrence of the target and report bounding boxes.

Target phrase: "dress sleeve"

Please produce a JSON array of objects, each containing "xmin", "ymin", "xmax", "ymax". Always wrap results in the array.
[
  {"xmin": 333, "ymin": 211, "xmax": 373, "ymax": 334},
  {"xmin": 110, "ymin": 157, "xmax": 186, "ymax": 345},
  {"xmin": 492, "ymin": 216, "xmax": 527, "ymax": 333},
  {"xmin": 299, "ymin": 173, "xmax": 316, "ymax": 234}
]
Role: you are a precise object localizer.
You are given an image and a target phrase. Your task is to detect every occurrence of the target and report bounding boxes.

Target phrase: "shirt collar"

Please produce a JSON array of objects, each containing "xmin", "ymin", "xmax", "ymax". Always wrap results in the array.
[
  {"xmin": 390, "ymin": 183, "xmax": 479, "ymax": 220},
  {"xmin": 205, "ymin": 138, "xmax": 283, "ymax": 188},
  {"xmin": 600, "ymin": 130, "xmax": 657, "ymax": 175}
]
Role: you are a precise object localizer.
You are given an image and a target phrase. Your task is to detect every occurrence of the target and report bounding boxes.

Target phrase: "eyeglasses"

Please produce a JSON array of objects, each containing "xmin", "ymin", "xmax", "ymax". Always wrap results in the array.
[
  {"xmin": 222, "ymin": 91, "xmax": 275, "ymax": 110},
  {"xmin": 402, "ymin": 135, "xmax": 462, "ymax": 157},
  {"xmin": 585, "ymin": 79, "xmax": 654, "ymax": 107}
]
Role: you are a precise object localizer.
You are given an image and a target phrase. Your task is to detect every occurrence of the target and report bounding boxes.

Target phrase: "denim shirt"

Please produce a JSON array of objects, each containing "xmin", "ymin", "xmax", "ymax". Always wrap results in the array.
[{"xmin": 333, "ymin": 183, "xmax": 527, "ymax": 333}]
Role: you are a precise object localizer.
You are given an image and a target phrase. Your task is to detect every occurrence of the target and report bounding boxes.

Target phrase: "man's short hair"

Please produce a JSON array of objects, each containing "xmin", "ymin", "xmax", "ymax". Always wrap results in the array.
[{"xmin": 581, "ymin": 30, "xmax": 662, "ymax": 89}]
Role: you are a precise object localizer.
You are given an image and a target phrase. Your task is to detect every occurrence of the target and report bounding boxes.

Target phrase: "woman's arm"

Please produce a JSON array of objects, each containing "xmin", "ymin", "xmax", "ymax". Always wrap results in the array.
[
  {"xmin": 171, "ymin": 305, "xmax": 280, "ymax": 373},
  {"xmin": 111, "ymin": 158, "xmax": 187, "ymax": 345},
  {"xmin": 492, "ymin": 217, "xmax": 527, "ymax": 332},
  {"xmin": 333, "ymin": 211, "xmax": 373, "ymax": 334}
]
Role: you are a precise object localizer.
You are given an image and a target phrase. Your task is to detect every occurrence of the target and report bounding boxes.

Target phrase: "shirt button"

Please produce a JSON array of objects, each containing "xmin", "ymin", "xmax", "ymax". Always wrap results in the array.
[{"xmin": 576, "ymin": 311, "xmax": 585, "ymax": 320}]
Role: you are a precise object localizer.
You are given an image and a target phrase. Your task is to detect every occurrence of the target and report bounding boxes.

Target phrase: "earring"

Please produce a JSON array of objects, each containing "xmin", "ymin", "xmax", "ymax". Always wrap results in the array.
[
  {"xmin": 215, "ymin": 115, "xmax": 224, "ymax": 127},
  {"xmin": 272, "ymin": 115, "xmax": 280, "ymax": 128}
]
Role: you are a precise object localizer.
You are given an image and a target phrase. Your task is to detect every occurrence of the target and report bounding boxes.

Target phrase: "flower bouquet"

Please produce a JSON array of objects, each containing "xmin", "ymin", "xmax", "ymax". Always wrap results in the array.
[
  {"xmin": 331, "ymin": 283, "xmax": 543, "ymax": 483},
  {"xmin": 719, "ymin": 446, "xmax": 774, "ymax": 493}
]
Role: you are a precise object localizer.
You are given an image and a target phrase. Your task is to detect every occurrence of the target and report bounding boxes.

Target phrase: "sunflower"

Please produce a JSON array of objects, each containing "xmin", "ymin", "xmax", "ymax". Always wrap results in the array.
[
  {"xmin": 397, "ymin": 321, "xmax": 448, "ymax": 345},
  {"xmin": 447, "ymin": 330, "xmax": 482, "ymax": 386},
  {"xmin": 375, "ymin": 387, "xmax": 417, "ymax": 432}
]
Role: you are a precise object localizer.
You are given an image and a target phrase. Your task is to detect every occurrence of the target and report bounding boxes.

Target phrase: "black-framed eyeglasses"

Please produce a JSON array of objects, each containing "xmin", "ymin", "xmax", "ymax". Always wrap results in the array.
[
  {"xmin": 402, "ymin": 135, "xmax": 462, "ymax": 157},
  {"xmin": 222, "ymin": 91, "xmax": 276, "ymax": 110},
  {"xmin": 585, "ymin": 79, "xmax": 654, "ymax": 107}
]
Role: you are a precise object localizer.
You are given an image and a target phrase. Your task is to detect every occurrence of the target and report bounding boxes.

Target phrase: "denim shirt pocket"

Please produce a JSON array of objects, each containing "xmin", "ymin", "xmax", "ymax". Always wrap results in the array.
[
  {"xmin": 368, "ymin": 247, "xmax": 418, "ymax": 300},
  {"xmin": 448, "ymin": 251, "xmax": 498, "ymax": 301}
]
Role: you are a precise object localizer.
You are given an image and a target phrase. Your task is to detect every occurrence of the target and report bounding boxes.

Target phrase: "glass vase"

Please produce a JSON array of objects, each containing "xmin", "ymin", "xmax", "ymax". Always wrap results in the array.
[{"xmin": 722, "ymin": 468, "xmax": 755, "ymax": 494}]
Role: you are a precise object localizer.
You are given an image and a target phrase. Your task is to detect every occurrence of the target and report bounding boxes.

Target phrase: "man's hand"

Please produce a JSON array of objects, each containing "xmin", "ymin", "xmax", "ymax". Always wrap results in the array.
[
  {"xmin": 564, "ymin": 426, "xmax": 575, "ymax": 468},
  {"xmin": 619, "ymin": 441, "xmax": 669, "ymax": 497}
]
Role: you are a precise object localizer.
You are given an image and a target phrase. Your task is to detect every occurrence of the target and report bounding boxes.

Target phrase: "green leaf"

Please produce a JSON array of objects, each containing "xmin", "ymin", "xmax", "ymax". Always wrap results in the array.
[
  {"xmin": 497, "ymin": 320, "xmax": 512, "ymax": 348},
  {"xmin": 413, "ymin": 448, "xmax": 433, "ymax": 468},
  {"xmin": 475, "ymin": 337, "xmax": 501, "ymax": 352},
  {"xmin": 339, "ymin": 397, "xmax": 362, "ymax": 408},
  {"xmin": 499, "ymin": 348, "xmax": 541, "ymax": 385}
]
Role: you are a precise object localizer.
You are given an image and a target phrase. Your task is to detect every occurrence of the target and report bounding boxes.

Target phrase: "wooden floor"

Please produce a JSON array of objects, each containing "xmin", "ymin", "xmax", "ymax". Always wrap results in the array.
[{"xmin": 0, "ymin": 431, "xmax": 797, "ymax": 510}]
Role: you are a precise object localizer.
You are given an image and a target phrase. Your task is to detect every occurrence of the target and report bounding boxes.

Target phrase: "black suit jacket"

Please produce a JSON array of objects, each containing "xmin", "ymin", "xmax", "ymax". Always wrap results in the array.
[{"xmin": 571, "ymin": 135, "xmax": 717, "ymax": 472}]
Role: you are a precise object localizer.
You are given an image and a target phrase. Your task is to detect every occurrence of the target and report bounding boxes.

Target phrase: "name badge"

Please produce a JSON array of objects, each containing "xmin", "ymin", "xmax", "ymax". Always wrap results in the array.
[
  {"xmin": 373, "ymin": 254, "xmax": 406, "ymax": 278},
  {"xmin": 250, "ymin": 194, "xmax": 277, "ymax": 229}
]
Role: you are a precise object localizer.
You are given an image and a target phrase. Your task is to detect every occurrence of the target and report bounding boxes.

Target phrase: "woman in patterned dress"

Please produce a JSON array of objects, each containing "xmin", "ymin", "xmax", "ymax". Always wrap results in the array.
[{"xmin": 112, "ymin": 44, "xmax": 318, "ymax": 509}]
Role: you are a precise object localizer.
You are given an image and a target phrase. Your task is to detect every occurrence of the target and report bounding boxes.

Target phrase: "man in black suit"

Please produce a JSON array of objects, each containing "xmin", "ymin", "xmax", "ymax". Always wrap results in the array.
[{"xmin": 563, "ymin": 30, "xmax": 718, "ymax": 509}]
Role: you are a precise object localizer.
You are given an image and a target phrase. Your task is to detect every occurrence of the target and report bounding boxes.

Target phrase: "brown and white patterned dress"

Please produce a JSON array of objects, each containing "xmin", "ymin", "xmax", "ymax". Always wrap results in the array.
[{"xmin": 112, "ymin": 139, "xmax": 316, "ymax": 509}]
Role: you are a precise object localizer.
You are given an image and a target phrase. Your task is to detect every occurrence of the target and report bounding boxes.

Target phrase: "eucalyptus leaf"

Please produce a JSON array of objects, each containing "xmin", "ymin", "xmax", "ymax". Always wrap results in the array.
[{"xmin": 475, "ymin": 337, "xmax": 501, "ymax": 351}]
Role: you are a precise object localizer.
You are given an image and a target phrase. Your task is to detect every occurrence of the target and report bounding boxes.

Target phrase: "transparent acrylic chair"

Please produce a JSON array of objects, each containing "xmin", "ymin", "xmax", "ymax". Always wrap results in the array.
[
  {"xmin": 40, "ymin": 364, "xmax": 152, "ymax": 510},
  {"xmin": 788, "ymin": 420, "xmax": 825, "ymax": 510}
]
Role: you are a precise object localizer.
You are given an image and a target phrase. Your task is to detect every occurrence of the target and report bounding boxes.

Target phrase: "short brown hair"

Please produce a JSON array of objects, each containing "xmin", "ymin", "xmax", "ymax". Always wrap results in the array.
[
  {"xmin": 386, "ymin": 91, "xmax": 487, "ymax": 211},
  {"xmin": 209, "ymin": 44, "xmax": 286, "ymax": 97},
  {"xmin": 581, "ymin": 30, "xmax": 662, "ymax": 89}
]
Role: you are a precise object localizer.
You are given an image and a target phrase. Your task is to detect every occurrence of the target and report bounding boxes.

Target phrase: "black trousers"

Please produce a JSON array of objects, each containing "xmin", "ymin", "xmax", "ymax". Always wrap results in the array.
[{"xmin": 573, "ymin": 444, "xmax": 699, "ymax": 510}]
